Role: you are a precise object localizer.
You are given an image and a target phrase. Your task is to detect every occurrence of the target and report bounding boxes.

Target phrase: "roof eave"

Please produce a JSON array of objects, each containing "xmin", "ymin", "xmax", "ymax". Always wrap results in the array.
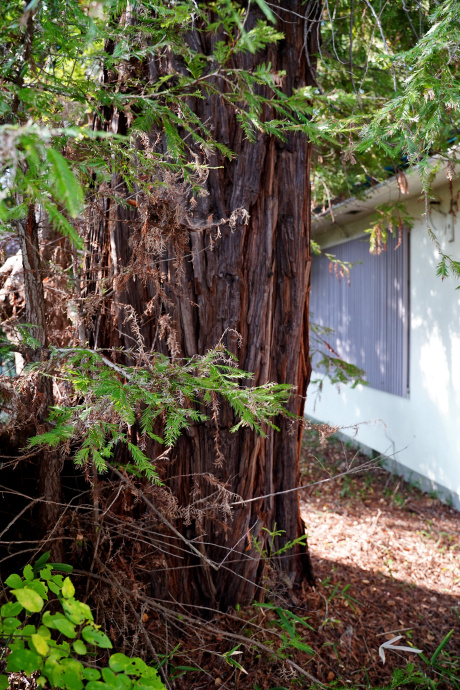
[{"xmin": 312, "ymin": 156, "xmax": 456, "ymax": 237}]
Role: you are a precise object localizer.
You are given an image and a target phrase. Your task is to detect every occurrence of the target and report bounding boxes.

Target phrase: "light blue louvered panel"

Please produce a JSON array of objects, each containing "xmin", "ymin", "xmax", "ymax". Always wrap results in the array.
[{"xmin": 310, "ymin": 231, "xmax": 410, "ymax": 397}]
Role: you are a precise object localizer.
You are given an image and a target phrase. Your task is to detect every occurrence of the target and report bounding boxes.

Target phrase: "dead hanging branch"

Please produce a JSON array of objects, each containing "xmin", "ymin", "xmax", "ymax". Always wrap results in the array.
[
  {"xmin": 72, "ymin": 566, "xmax": 325, "ymax": 688},
  {"xmin": 107, "ymin": 464, "xmax": 220, "ymax": 572}
]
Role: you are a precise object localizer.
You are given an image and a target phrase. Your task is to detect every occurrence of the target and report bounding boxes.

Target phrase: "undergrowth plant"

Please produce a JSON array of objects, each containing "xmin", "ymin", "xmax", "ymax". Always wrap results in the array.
[
  {"xmin": 1, "ymin": 553, "xmax": 458, "ymax": 689},
  {"xmin": 379, "ymin": 631, "xmax": 459, "ymax": 690},
  {"xmin": 253, "ymin": 602, "xmax": 315, "ymax": 659},
  {"xmin": 9, "ymin": 343, "xmax": 294, "ymax": 479},
  {"xmin": 0, "ymin": 553, "xmax": 166, "ymax": 690}
]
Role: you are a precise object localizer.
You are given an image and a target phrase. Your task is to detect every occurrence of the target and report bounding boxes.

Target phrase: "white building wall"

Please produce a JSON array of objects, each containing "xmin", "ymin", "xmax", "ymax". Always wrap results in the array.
[{"xmin": 306, "ymin": 183, "xmax": 460, "ymax": 507}]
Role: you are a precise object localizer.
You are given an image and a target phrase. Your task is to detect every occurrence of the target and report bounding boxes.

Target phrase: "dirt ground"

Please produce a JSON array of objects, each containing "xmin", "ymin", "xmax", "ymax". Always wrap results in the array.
[
  {"xmin": 168, "ymin": 430, "xmax": 459, "ymax": 689},
  {"xmin": 297, "ymin": 428, "xmax": 460, "ymax": 687}
]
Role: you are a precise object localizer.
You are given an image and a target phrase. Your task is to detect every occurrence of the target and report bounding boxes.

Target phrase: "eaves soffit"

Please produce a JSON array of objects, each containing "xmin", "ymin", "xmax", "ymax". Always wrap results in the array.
[{"xmin": 312, "ymin": 157, "xmax": 459, "ymax": 238}]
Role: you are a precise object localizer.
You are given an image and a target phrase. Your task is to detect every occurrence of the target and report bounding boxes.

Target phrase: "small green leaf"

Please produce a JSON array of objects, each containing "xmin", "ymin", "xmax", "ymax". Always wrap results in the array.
[
  {"xmin": 46, "ymin": 148, "xmax": 84, "ymax": 217},
  {"xmin": 39, "ymin": 565, "xmax": 53, "ymax": 580},
  {"xmin": 1, "ymin": 601, "xmax": 23, "ymax": 617},
  {"xmin": 83, "ymin": 669, "xmax": 101, "ymax": 681},
  {"xmin": 50, "ymin": 563, "xmax": 74, "ymax": 574},
  {"xmin": 0, "ymin": 676, "xmax": 8, "ymax": 690},
  {"xmin": 82, "ymin": 626, "xmax": 113, "ymax": 649},
  {"xmin": 117, "ymin": 675, "xmax": 133, "ymax": 690},
  {"xmin": 59, "ymin": 658, "xmax": 84, "ymax": 690},
  {"xmin": 42, "ymin": 610, "xmax": 55, "ymax": 627},
  {"xmin": 44, "ymin": 658, "xmax": 63, "ymax": 688},
  {"xmin": 5, "ymin": 573, "xmax": 23, "ymax": 589},
  {"xmin": 7, "ymin": 649, "xmax": 42, "ymax": 674},
  {"xmin": 102, "ymin": 668, "xmax": 118, "ymax": 686},
  {"xmin": 3, "ymin": 617, "xmax": 21, "ymax": 634},
  {"xmin": 44, "ymin": 201, "xmax": 83, "ymax": 249},
  {"xmin": 130, "ymin": 658, "xmax": 149, "ymax": 674},
  {"xmin": 431, "ymin": 629, "xmax": 454, "ymax": 663},
  {"xmin": 53, "ymin": 617, "xmax": 77, "ymax": 638},
  {"xmin": 33, "ymin": 551, "xmax": 51, "ymax": 573},
  {"xmin": 28, "ymin": 579, "xmax": 48, "ymax": 599},
  {"xmin": 61, "ymin": 577, "xmax": 75, "ymax": 598},
  {"xmin": 31, "ymin": 633, "xmax": 50, "ymax": 656},
  {"xmin": 109, "ymin": 654, "xmax": 132, "ymax": 673},
  {"xmin": 8, "ymin": 639, "xmax": 25, "ymax": 653},
  {"xmin": 254, "ymin": 0, "xmax": 276, "ymax": 22},
  {"xmin": 22, "ymin": 624, "xmax": 37, "ymax": 636},
  {"xmin": 42, "ymin": 611, "xmax": 76, "ymax": 637},
  {"xmin": 23, "ymin": 565, "xmax": 34, "ymax": 581},
  {"xmin": 12, "ymin": 587, "xmax": 44, "ymax": 613},
  {"xmin": 62, "ymin": 598, "xmax": 93, "ymax": 624},
  {"xmin": 38, "ymin": 625, "xmax": 52, "ymax": 639},
  {"xmin": 73, "ymin": 640, "xmax": 87, "ymax": 655},
  {"xmin": 48, "ymin": 581, "xmax": 61, "ymax": 595}
]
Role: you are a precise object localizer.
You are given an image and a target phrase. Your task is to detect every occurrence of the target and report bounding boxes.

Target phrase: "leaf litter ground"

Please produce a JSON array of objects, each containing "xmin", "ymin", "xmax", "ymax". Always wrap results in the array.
[
  {"xmin": 167, "ymin": 429, "xmax": 459, "ymax": 689},
  {"xmin": 295, "ymin": 427, "xmax": 460, "ymax": 688}
]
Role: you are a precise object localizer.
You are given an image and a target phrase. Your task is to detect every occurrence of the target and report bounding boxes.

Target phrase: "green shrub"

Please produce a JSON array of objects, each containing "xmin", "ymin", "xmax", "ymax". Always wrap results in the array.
[{"xmin": 0, "ymin": 554, "xmax": 165, "ymax": 690}]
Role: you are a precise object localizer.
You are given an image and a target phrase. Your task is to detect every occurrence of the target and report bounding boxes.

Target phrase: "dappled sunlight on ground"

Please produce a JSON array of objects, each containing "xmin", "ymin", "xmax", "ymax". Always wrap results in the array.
[
  {"xmin": 301, "ymin": 497, "xmax": 460, "ymax": 595},
  {"xmin": 294, "ymin": 429, "xmax": 460, "ymax": 684},
  {"xmin": 300, "ymin": 429, "xmax": 460, "ymax": 597}
]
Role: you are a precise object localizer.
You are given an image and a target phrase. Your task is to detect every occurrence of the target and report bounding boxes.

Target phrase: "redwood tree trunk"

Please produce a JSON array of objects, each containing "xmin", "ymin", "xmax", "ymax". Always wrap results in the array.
[
  {"xmin": 97, "ymin": 1, "xmax": 320, "ymax": 607},
  {"xmin": 18, "ymin": 206, "xmax": 63, "ymax": 560}
]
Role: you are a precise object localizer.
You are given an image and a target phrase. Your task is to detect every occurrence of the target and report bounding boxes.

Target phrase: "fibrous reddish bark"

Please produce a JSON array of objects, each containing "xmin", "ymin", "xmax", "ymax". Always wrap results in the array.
[
  {"xmin": 95, "ymin": 1, "xmax": 320, "ymax": 607},
  {"xmin": 18, "ymin": 206, "xmax": 63, "ymax": 560}
]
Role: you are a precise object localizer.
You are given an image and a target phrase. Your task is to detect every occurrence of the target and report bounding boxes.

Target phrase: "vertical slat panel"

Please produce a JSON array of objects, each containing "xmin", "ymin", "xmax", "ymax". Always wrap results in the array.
[{"xmin": 310, "ymin": 231, "xmax": 409, "ymax": 397}]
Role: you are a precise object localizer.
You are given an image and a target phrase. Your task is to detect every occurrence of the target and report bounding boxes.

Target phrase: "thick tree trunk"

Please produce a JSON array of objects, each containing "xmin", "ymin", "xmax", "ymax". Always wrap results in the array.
[
  {"xmin": 95, "ymin": 1, "xmax": 319, "ymax": 607},
  {"xmin": 18, "ymin": 206, "xmax": 63, "ymax": 560}
]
